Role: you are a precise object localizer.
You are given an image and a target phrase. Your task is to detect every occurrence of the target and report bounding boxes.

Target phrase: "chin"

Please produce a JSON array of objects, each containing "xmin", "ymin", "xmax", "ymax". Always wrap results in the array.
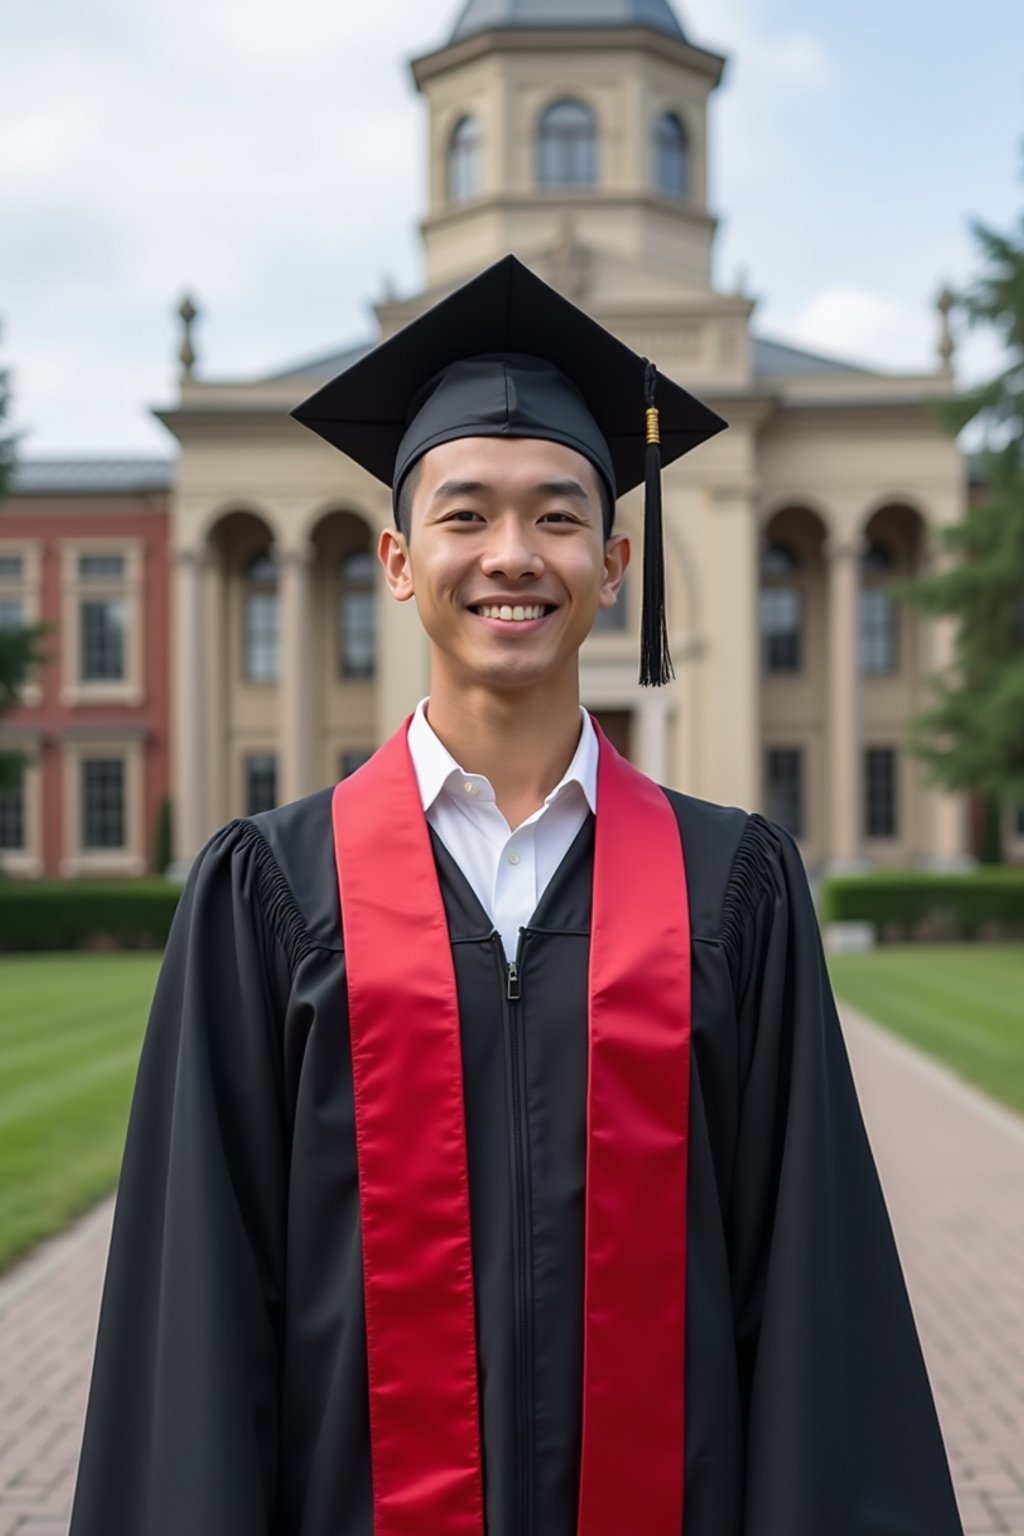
[{"xmin": 459, "ymin": 649, "xmax": 560, "ymax": 692}]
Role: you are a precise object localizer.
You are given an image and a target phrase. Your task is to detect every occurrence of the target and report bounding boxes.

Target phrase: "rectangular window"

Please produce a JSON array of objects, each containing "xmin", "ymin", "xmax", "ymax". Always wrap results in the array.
[
  {"xmin": 0, "ymin": 775, "xmax": 25, "ymax": 850},
  {"xmin": 859, "ymin": 588, "xmax": 898, "ymax": 675},
  {"xmin": 245, "ymin": 754, "xmax": 277, "ymax": 816},
  {"xmin": 338, "ymin": 593, "xmax": 377, "ymax": 678},
  {"xmin": 865, "ymin": 747, "xmax": 898, "ymax": 839},
  {"xmin": 80, "ymin": 597, "xmax": 127, "ymax": 682},
  {"xmin": 244, "ymin": 593, "xmax": 280, "ymax": 683},
  {"xmin": 0, "ymin": 555, "xmax": 25, "ymax": 581},
  {"xmin": 81, "ymin": 759, "xmax": 126, "ymax": 849},
  {"xmin": 765, "ymin": 747, "xmax": 804, "ymax": 839},
  {"xmin": 0, "ymin": 597, "xmax": 25, "ymax": 631},
  {"xmin": 759, "ymin": 588, "xmax": 802, "ymax": 673},
  {"xmin": 79, "ymin": 553, "xmax": 126, "ymax": 580}
]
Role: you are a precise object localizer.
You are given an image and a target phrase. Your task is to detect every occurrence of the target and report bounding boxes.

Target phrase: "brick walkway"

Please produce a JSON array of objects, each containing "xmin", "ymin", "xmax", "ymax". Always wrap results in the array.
[
  {"xmin": 841, "ymin": 1005, "xmax": 1024, "ymax": 1536},
  {"xmin": 1, "ymin": 1008, "xmax": 1021, "ymax": 1535}
]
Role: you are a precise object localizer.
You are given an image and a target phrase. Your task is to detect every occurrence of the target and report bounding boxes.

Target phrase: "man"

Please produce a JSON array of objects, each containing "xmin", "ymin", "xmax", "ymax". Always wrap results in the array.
[{"xmin": 70, "ymin": 257, "xmax": 963, "ymax": 1536}]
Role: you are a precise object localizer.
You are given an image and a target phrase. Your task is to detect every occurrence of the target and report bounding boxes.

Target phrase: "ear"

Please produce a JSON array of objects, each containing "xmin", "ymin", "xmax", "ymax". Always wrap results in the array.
[
  {"xmin": 598, "ymin": 533, "xmax": 631, "ymax": 610},
  {"xmin": 378, "ymin": 526, "xmax": 415, "ymax": 603}
]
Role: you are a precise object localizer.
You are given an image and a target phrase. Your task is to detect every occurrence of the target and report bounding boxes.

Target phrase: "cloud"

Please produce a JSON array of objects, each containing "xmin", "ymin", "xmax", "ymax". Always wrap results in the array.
[
  {"xmin": 777, "ymin": 286, "xmax": 936, "ymax": 372},
  {"xmin": 773, "ymin": 283, "xmax": 1007, "ymax": 390},
  {"xmin": 0, "ymin": 0, "xmax": 461, "ymax": 449}
]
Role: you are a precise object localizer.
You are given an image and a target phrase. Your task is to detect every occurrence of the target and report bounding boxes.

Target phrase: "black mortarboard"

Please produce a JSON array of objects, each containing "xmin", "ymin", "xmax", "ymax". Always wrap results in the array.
[{"xmin": 291, "ymin": 254, "xmax": 726, "ymax": 686}]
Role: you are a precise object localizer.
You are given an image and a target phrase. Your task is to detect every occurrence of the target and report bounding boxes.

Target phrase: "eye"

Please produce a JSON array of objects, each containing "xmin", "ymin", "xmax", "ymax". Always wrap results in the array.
[
  {"xmin": 539, "ymin": 510, "xmax": 581, "ymax": 525},
  {"xmin": 443, "ymin": 509, "xmax": 485, "ymax": 524}
]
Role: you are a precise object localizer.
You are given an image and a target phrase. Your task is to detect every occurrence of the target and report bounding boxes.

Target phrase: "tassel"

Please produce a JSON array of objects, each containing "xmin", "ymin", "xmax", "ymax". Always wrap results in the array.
[{"xmin": 639, "ymin": 360, "xmax": 674, "ymax": 687}]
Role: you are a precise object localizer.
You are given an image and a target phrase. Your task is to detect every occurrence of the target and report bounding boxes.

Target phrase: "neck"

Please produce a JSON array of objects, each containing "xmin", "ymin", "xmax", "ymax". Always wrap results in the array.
[{"xmin": 425, "ymin": 672, "xmax": 584, "ymax": 829}]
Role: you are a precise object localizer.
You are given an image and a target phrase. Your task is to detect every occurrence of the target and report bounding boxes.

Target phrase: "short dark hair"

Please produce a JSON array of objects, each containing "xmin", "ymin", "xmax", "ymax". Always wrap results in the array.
[
  {"xmin": 394, "ymin": 451, "xmax": 614, "ymax": 541},
  {"xmin": 395, "ymin": 459, "xmax": 424, "ymax": 540}
]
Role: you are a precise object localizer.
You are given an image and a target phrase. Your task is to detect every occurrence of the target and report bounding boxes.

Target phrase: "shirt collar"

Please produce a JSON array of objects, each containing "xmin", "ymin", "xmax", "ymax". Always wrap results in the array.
[{"xmin": 407, "ymin": 698, "xmax": 599, "ymax": 817}]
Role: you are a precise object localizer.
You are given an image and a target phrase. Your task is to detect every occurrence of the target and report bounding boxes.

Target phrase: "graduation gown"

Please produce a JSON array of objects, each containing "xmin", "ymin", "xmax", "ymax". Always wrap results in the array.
[{"xmin": 69, "ymin": 780, "xmax": 963, "ymax": 1536}]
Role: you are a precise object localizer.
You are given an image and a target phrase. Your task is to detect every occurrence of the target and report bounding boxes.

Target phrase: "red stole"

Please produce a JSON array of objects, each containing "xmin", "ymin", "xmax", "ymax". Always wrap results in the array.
[{"xmin": 331, "ymin": 718, "xmax": 692, "ymax": 1536}]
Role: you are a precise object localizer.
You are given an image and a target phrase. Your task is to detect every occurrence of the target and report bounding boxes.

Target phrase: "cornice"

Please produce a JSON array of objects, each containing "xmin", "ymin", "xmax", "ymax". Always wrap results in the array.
[
  {"xmin": 420, "ymin": 190, "xmax": 718, "ymax": 238},
  {"xmin": 771, "ymin": 395, "xmax": 954, "ymax": 428},
  {"xmin": 411, "ymin": 27, "xmax": 727, "ymax": 87}
]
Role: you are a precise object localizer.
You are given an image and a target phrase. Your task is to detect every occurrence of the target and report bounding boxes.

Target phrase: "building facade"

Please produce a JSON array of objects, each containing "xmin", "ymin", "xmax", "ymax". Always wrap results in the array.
[
  {"xmin": 3, "ymin": 0, "xmax": 999, "ymax": 876},
  {"xmin": 0, "ymin": 461, "xmax": 172, "ymax": 877},
  {"xmin": 159, "ymin": 0, "xmax": 970, "ymax": 873}
]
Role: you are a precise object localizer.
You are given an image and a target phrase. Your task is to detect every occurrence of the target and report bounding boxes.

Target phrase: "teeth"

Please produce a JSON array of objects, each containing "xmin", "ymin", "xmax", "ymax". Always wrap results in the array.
[{"xmin": 476, "ymin": 604, "xmax": 548, "ymax": 622}]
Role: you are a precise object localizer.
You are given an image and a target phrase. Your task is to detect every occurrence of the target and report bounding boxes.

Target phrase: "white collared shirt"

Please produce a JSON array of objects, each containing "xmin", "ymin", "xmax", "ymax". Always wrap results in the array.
[{"xmin": 406, "ymin": 698, "xmax": 599, "ymax": 962}]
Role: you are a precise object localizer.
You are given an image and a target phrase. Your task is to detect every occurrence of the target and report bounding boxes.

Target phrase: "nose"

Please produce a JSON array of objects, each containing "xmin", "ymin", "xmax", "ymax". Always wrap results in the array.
[{"xmin": 478, "ymin": 514, "xmax": 544, "ymax": 581}]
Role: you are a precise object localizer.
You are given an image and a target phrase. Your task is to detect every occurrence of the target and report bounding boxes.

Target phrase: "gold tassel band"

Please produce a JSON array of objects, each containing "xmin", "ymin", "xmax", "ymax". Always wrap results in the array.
[{"xmin": 646, "ymin": 406, "xmax": 661, "ymax": 447}]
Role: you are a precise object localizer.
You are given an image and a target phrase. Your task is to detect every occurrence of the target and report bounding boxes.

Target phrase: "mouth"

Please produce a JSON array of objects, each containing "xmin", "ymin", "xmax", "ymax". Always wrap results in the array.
[{"xmin": 467, "ymin": 601, "xmax": 558, "ymax": 624}]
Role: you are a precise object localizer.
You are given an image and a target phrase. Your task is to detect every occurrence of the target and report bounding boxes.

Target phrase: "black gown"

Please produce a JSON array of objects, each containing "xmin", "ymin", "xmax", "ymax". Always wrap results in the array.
[{"xmin": 69, "ymin": 785, "xmax": 963, "ymax": 1536}]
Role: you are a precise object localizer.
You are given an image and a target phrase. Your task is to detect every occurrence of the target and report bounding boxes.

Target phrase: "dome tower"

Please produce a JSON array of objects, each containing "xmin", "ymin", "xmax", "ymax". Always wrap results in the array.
[{"xmin": 410, "ymin": 0, "xmax": 727, "ymax": 299}]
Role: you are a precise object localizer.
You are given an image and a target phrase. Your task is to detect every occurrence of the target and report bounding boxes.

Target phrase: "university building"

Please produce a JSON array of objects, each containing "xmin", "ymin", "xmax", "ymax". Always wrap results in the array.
[{"xmin": 4, "ymin": 0, "xmax": 1012, "ymax": 877}]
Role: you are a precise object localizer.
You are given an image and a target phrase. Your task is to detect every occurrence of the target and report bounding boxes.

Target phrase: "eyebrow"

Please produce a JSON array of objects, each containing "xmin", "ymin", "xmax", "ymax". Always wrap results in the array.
[
  {"xmin": 429, "ymin": 477, "xmax": 593, "ymax": 506},
  {"xmin": 429, "ymin": 479, "xmax": 490, "ymax": 505}
]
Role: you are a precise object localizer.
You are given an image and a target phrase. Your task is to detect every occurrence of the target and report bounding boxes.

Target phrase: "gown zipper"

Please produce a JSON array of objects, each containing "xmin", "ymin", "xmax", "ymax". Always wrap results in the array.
[{"xmin": 493, "ymin": 931, "xmax": 534, "ymax": 1536}]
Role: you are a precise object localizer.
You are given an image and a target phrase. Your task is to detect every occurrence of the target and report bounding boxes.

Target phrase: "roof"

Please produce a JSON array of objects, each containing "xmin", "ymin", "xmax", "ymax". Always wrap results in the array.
[
  {"xmin": 268, "ymin": 332, "xmax": 874, "ymax": 387},
  {"xmin": 448, "ymin": 0, "xmax": 686, "ymax": 43},
  {"xmin": 8, "ymin": 458, "xmax": 174, "ymax": 495},
  {"xmin": 264, "ymin": 340, "xmax": 372, "ymax": 384},
  {"xmin": 752, "ymin": 336, "xmax": 870, "ymax": 378}
]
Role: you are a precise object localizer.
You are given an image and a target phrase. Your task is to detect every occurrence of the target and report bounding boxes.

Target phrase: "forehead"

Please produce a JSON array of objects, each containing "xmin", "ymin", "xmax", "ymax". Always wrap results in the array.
[{"xmin": 415, "ymin": 435, "xmax": 602, "ymax": 497}]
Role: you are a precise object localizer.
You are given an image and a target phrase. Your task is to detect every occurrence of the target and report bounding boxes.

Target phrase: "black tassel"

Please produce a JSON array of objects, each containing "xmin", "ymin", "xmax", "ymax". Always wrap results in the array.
[{"xmin": 639, "ymin": 359, "xmax": 674, "ymax": 687}]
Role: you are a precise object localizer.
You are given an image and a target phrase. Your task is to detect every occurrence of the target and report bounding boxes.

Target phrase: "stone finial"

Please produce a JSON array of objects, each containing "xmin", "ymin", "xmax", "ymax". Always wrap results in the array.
[
  {"xmin": 177, "ymin": 294, "xmax": 199, "ymax": 381},
  {"xmin": 549, "ymin": 214, "xmax": 589, "ymax": 302},
  {"xmin": 936, "ymin": 285, "xmax": 956, "ymax": 371}
]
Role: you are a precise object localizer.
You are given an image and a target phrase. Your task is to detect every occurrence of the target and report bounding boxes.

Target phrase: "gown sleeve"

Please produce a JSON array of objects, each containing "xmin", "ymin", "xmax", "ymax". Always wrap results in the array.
[
  {"xmin": 723, "ymin": 814, "xmax": 963, "ymax": 1536},
  {"xmin": 69, "ymin": 820, "xmax": 298, "ymax": 1536}
]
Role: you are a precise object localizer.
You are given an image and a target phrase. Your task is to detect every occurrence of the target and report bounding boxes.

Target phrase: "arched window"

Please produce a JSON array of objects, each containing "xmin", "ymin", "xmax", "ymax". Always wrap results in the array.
[
  {"xmin": 448, "ymin": 115, "xmax": 482, "ymax": 205},
  {"xmin": 761, "ymin": 540, "xmax": 801, "ymax": 577},
  {"xmin": 759, "ymin": 540, "xmax": 803, "ymax": 673},
  {"xmin": 859, "ymin": 537, "xmax": 898, "ymax": 675},
  {"xmin": 243, "ymin": 551, "xmax": 279, "ymax": 683},
  {"xmin": 655, "ymin": 111, "xmax": 689, "ymax": 199},
  {"xmin": 338, "ymin": 548, "xmax": 377, "ymax": 678},
  {"xmin": 537, "ymin": 99, "xmax": 598, "ymax": 189}
]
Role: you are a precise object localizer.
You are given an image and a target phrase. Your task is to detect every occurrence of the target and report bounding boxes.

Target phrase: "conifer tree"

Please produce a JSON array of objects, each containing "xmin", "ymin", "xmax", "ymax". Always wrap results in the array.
[
  {"xmin": 900, "ymin": 205, "xmax": 1024, "ymax": 856},
  {"xmin": 0, "ymin": 336, "xmax": 48, "ymax": 794}
]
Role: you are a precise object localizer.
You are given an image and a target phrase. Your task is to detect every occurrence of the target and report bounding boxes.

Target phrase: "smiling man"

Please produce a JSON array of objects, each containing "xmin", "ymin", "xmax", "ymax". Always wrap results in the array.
[{"xmin": 70, "ymin": 257, "xmax": 962, "ymax": 1536}]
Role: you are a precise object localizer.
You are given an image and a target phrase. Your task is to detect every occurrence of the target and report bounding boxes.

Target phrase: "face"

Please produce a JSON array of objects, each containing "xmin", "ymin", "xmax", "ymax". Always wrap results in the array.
[{"xmin": 379, "ymin": 436, "xmax": 629, "ymax": 696}]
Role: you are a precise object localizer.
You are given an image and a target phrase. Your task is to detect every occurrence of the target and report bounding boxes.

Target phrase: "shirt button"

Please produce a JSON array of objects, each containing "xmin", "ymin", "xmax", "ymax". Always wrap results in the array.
[
  {"xmin": 508, "ymin": 852, "xmax": 521, "ymax": 866},
  {"xmin": 464, "ymin": 782, "xmax": 479, "ymax": 796}
]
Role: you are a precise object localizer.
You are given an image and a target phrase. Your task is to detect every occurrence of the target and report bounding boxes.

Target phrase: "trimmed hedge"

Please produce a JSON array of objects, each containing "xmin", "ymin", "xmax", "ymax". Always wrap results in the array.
[
  {"xmin": 0, "ymin": 880, "xmax": 182, "ymax": 952},
  {"xmin": 821, "ymin": 868, "xmax": 1024, "ymax": 941}
]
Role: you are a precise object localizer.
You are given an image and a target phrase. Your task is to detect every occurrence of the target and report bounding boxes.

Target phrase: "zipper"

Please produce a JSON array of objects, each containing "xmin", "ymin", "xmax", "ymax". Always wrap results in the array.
[{"xmin": 493, "ymin": 931, "xmax": 534, "ymax": 1536}]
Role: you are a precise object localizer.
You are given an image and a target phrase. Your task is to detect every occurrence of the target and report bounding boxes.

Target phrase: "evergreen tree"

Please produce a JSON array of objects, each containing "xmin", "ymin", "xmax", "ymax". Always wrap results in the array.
[
  {"xmin": 0, "ymin": 335, "xmax": 48, "ymax": 794},
  {"xmin": 899, "ymin": 205, "xmax": 1024, "ymax": 856}
]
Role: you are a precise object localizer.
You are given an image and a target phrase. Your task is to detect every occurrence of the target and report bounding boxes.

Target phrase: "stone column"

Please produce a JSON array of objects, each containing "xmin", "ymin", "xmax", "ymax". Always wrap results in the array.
[
  {"xmin": 171, "ymin": 545, "xmax": 209, "ymax": 869},
  {"xmin": 922, "ymin": 608, "xmax": 972, "ymax": 868},
  {"xmin": 710, "ymin": 485, "xmax": 760, "ymax": 810},
  {"xmin": 377, "ymin": 580, "xmax": 430, "ymax": 741},
  {"xmin": 825, "ymin": 535, "xmax": 866, "ymax": 871},
  {"xmin": 278, "ymin": 538, "xmax": 316, "ymax": 806},
  {"xmin": 205, "ymin": 548, "xmax": 229, "ymax": 829},
  {"xmin": 635, "ymin": 694, "xmax": 672, "ymax": 782}
]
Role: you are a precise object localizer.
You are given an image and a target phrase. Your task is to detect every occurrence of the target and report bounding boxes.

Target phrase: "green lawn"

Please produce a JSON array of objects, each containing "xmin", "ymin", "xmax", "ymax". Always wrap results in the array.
[
  {"xmin": 828, "ymin": 944, "xmax": 1024, "ymax": 1117},
  {"xmin": 2, "ymin": 943, "xmax": 1021, "ymax": 1273},
  {"xmin": 0, "ymin": 954, "xmax": 159, "ymax": 1271}
]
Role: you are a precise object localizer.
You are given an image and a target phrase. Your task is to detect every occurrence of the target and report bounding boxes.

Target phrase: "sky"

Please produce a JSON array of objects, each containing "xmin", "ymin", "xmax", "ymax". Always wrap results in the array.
[{"xmin": 1, "ymin": 0, "xmax": 1022, "ymax": 456}]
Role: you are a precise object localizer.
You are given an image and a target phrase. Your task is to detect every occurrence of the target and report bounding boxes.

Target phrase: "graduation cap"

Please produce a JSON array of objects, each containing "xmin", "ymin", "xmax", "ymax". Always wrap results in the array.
[{"xmin": 291, "ymin": 255, "xmax": 727, "ymax": 686}]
